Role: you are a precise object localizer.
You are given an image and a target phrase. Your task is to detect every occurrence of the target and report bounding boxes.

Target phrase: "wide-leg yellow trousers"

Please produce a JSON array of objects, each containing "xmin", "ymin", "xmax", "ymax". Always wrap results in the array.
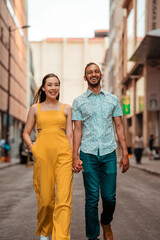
[{"xmin": 32, "ymin": 130, "xmax": 73, "ymax": 240}]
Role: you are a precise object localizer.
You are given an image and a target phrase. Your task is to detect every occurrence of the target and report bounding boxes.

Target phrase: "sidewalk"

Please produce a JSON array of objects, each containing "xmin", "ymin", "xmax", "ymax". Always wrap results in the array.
[
  {"xmin": 0, "ymin": 158, "xmax": 20, "ymax": 170},
  {"xmin": 127, "ymin": 155, "xmax": 160, "ymax": 176},
  {"xmin": 1, "ymin": 155, "xmax": 160, "ymax": 176}
]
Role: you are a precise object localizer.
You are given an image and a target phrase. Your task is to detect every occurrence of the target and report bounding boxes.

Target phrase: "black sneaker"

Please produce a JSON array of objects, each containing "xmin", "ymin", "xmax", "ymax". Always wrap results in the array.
[{"xmin": 88, "ymin": 238, "xmax": 100, "ymax": 240}]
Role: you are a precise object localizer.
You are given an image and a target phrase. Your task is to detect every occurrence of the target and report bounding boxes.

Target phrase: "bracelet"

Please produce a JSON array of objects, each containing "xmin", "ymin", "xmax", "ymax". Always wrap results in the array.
[{"xmin": 27, "ymin": 142, "xmax": 33, "ymax": 148}]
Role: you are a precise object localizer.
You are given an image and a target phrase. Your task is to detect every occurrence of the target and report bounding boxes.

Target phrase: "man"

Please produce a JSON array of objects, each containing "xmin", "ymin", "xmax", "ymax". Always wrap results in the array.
[
  {"xmin": 148, "ymin": 134, "xmax": 155, "ymax": 160},
  {"xmin": 133, "ymin": 133, "xmax": 144, "ymax": 164},
  {"xmin": 72, "ymin": 62, "xmax": 129, "ymax": 240}
]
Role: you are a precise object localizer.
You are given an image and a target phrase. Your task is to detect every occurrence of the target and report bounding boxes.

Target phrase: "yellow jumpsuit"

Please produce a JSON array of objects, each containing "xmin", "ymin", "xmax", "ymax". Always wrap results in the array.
[{"xmin": 31, "ymin": 103, "xmax": 73, "ymax": 240}]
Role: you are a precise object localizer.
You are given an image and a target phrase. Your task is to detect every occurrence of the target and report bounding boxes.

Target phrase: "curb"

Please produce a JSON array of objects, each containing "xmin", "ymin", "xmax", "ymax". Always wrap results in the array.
[
  {"xmin": 0, "ymin": 161, "xmax": 20, "ymax": 170},
  {"xmin": 130, "ymin": 164, "xmax": 160, "ymax": 177}
]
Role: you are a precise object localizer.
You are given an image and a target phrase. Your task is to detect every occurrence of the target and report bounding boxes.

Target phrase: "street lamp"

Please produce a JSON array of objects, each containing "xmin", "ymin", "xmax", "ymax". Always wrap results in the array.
[{"xmin": 5, "ymin": 25, "xmax": 30, "ymax": 162}]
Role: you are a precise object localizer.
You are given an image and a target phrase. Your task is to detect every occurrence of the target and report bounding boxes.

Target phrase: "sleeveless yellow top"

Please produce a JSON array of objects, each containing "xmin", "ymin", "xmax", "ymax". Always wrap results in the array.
[{"xmin": 36, "ymin": 103, "xmax": 66, "ymax": 133}]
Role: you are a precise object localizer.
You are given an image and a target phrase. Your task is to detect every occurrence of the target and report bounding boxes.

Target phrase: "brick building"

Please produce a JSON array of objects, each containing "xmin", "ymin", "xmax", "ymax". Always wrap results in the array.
[
  {"xmin": 0, "ymin": 0, "xmax": 29, "ymax": 159},
  {"xmin": 103, "ymin": 0, "xmax": 160, "ymax": 152}
]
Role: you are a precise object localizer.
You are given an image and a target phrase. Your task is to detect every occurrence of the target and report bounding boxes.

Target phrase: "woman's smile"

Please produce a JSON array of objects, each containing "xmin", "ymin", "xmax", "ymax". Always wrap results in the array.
[{"xmin": 48, "ymin": 91, "xmax": 57, "ymax": 96}]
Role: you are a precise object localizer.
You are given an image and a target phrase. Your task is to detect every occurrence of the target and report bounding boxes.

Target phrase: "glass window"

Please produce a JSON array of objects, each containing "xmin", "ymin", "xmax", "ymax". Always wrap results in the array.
[
  {"xmin": 136, "ymin": 77, "xmax": 144, "ymax": 113},
  {"xmin": 136, "ymin": 0, "xmax": 145, "ymax": 46},
  {"xmin": 127, "ymin": 8, "xmax": 134, "ymax": 71}
]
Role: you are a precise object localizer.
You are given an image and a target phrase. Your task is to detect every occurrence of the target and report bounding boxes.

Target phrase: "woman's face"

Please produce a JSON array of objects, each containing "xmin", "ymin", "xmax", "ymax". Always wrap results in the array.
[{"xmin": 42, "ymin": 77, "xmax": 60, "ymax": 100}]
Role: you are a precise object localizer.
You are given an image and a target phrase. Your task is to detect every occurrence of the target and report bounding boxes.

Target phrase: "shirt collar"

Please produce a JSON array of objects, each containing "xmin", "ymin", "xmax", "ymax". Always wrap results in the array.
[{"xmin": 85, "ymin": 88, "xmax": 106, "ymax": 97}]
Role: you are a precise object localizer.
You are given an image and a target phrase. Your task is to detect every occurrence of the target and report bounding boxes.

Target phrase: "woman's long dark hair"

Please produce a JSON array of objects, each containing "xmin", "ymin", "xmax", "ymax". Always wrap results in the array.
[{"xmin": 34, "ymin": 73, "xmax": 60, "ymax": 103}]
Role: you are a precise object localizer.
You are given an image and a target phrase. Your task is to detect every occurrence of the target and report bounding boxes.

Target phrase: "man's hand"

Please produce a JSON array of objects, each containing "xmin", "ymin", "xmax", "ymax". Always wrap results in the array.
[
  {"xmin": 119, "ymin": 155, "xmax": 130, "ymax": 173},
  {"xmin": 72, "ymin": 156, "xmax": 83, "ymax": 174}
]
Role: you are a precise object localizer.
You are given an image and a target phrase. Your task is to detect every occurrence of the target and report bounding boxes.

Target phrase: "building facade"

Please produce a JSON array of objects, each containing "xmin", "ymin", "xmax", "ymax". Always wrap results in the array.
[
  {"xmin": 31, "ymin": 35, "xmax": 108, "ymax": 105},
  {"xmin": 0, "ymin": 0, "xmax": 30, "ymax": 160},
  {"xmin": 105, "ymin": 0, "xmax": 160, "ymax": 152},
  {"xmin": 103, "ymin": 0, "xmax": 126, "ymax": 95}
]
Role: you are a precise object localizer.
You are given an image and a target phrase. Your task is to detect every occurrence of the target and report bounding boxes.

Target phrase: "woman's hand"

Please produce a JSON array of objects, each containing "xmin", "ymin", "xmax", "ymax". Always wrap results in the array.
[
  {"xmin": 27, "ymin": 142, "xmax": 34, "ymax": 152},
  {"xmin": 72, "ymin": 156, "xmax": 83, "ymax": 173}
]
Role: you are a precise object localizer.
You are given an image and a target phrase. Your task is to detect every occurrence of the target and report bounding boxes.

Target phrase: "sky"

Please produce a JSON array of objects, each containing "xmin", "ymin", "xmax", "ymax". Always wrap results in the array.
[{"xmin": 28, "ymin": 0, "xmax": 109, "ymax": 41}]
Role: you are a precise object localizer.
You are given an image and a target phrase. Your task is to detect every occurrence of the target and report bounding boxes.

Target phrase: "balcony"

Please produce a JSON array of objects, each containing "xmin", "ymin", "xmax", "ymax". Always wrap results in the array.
[{"xmin": 130, "ymin": 29, "xmax": 160, "ymax": 64}]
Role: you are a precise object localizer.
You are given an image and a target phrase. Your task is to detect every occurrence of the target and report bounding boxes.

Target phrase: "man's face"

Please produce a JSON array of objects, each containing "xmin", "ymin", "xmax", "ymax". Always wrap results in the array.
[{"xmin": 84, "ymin": 64, "xmax": 102, "ymax": 87}]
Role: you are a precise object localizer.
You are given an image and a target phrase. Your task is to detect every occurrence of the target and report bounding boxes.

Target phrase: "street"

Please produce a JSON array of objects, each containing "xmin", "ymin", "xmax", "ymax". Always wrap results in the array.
[{"xmin": 0, "ymin": 164, "xmax": 160, "ymax": 240}]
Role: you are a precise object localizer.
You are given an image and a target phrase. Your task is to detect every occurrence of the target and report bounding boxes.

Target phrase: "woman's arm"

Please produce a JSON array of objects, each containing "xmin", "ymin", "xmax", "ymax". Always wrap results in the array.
[
  {"xmin": 72, "ymin": 120, "xmax": 83, "ymax": 173},
  {"xmin": 23, "ymin": 104, "xmax": 37, "ymax": 151},
  {"xmin": 65, "ymin": 104, "xmax": 73, "ymax": 151}
]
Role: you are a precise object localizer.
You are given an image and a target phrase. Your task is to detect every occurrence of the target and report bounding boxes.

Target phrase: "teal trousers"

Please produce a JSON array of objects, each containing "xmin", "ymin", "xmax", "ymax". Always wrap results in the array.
[{"xmin": 80, "ymin": 150, "xmax": 117, "ymax": 240}]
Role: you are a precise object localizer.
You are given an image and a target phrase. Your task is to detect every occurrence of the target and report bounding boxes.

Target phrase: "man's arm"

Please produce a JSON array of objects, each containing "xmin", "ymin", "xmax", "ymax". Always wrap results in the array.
[
  {"xmin": 113, "ymin": 116, "xmax": 130, "ymax": 173},
  {"xmin": 73, "ymin": 120, "xmax": 83, "ymax": 173}
]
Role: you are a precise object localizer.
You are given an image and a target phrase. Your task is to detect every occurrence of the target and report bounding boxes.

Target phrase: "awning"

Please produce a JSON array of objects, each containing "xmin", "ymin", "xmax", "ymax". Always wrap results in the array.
[{"xmin": 130, "ymin": 29, "xmax": 160, "ymax": 64}]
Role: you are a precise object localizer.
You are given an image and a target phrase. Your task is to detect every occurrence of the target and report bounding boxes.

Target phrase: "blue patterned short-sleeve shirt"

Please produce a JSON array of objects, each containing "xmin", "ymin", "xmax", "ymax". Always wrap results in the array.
[{"xmin": 72, "ymin": 88, "xmax": 123, "ymax": 156}]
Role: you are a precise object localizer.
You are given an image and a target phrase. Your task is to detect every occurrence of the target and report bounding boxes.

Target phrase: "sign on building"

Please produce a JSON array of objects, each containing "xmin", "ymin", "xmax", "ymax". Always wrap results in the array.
[
  {"xmin": 147, "ymin": 0, "xmax": 160, "ymax": 31},
  {"xmin": 122, "ymin": 96, "xmax": 130, "ymax": 115},
  {"xmin": 139, "ymin": 96, "xmax": 144, "ymax": 112},
  {"xmin": 147, "ymin": 59, "xmax": 160, "ymax": 111}
]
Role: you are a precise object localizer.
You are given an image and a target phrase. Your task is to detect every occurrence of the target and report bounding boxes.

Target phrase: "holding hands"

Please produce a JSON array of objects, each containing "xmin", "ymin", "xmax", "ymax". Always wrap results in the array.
[{"xmin": 72, "ymin": 156, "xmax": 83, "ymax": 173}]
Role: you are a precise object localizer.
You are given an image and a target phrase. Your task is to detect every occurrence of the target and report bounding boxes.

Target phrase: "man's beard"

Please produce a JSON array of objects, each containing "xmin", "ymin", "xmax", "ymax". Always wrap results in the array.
[{"xmin": 86, "ymin": 76, "xmax": 101, "ymax": 87}]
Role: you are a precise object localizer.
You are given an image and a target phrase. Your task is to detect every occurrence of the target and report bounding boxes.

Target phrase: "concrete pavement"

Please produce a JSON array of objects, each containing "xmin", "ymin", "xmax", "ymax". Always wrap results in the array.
[
  {"xmin": 1, "ymin": 154, "xmax": 160, "ymax": 176},
  {"xmin": 0, "ymin": 158, "xmax": 20, "ymax": 169},
  {"xmin": 127, "ymin": 155, "xmax": 160, "ymax": 176},
  {"xmin": 1, "ymin": 160, "xmax": 160, "ymax": 239}
]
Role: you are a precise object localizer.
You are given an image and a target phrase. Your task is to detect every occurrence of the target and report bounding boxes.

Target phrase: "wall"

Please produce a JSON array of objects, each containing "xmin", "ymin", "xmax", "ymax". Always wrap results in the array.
[{"xmin": 31, "ymin": 37, "xmax": 106, "ymax": 105}]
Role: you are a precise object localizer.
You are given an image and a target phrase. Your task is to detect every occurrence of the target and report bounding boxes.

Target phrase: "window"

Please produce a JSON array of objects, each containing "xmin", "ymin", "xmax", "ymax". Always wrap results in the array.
[
  {"xmin": 136, "ymin": 0, "xmax": 145, "ymax": 46},
  {"xmin": 127, "ymin": 8, "xmax": 134, "ymax": 71}
]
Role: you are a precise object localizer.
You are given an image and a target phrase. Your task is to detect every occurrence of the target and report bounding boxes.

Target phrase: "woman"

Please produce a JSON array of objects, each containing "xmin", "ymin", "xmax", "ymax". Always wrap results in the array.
[{"xmin": 23, "ymin": 73, "xmax": 73, "ymax": 240}]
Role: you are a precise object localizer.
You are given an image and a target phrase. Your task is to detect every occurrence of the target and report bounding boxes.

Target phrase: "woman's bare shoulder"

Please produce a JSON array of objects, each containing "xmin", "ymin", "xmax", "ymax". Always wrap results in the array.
[
  {"xmin": 62, "ymin": 103, "xmax": 72, "ymax": 116},
  {"xmin": 64, "ymin": 104, "xmax": 72, "ymax": 110},
  {"xmin": 29, "ymin": 103, "xmax": 38, "ymax": 115}
]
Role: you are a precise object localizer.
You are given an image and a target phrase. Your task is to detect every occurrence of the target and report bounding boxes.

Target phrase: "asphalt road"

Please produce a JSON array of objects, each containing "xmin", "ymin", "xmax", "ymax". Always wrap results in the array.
[{"xmin": 0, "ymin": 164, "xmax": 160, "ymax": 240}]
